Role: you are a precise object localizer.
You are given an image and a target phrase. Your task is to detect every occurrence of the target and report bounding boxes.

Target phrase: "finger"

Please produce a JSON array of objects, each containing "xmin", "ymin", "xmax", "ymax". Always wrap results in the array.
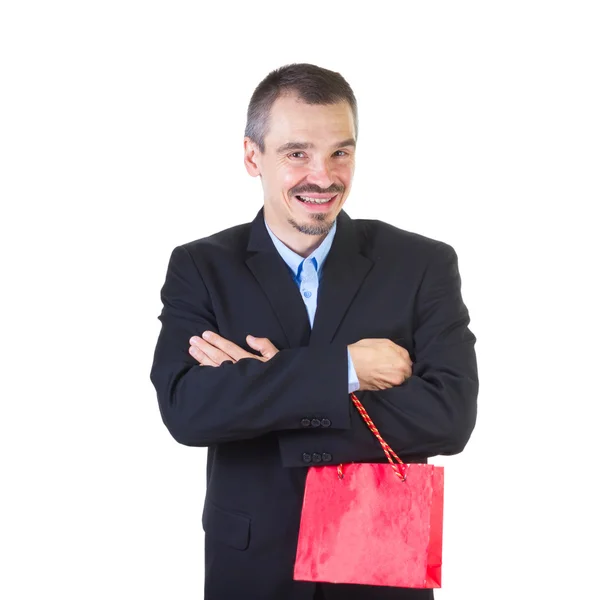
[
  {"xmin": 396, "ymin": 349, "xmax": 412, "ymax": 368},
  {"xmin": 190, "ymin": 343, "xmax": 261, "ymax": 366},
  {"xmin": 190, "ymin": 336, "xmax": 236, "ymax": 365},
  {"xmin": 188, "ymin": 344, "xmax": 219, "ymax": 366},
  {"xmin": 393, "ymin": 344, "xmax": 411, "ymax": 361},
  {"xmin": 201, "ymin": 331, "xmax": 251, "ymax": 362},
  {"xmin": 188, "ymin": 343, "xmax": 227, "ymax": 366},
  {"xmin": 190, "ymin": 335, "xmax": 263, "ymax": 364},
  {"xmin": 399, "ymin": 360, "xmax": 412, "ymax": 378},
  {"xmin": 246, "ymin": 335, "xmax": 279, "ymax": 359}
]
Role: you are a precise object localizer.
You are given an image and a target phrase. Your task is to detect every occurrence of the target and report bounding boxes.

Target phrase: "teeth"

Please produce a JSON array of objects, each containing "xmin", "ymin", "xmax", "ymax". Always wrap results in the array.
[{"xmin": 298, "ymin": 196, "xmax": 333, "ymax": 204}]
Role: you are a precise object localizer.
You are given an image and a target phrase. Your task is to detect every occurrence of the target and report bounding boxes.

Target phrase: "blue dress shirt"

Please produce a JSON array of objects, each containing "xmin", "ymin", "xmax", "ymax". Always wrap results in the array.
[{"xmin": 264, "ymin": 219, "xmax": 360, "ymax": 394}]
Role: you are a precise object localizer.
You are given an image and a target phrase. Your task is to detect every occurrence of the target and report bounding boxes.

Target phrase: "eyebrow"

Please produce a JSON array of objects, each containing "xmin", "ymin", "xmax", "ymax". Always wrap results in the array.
[{"xmin": 276, "ymin": 138, "xmax": 356, "ymax": 154}]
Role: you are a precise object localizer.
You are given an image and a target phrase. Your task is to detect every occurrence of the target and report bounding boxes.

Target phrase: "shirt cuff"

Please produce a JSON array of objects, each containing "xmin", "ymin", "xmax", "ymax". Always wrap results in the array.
[{"xmin": 347, "ymin": 348, "xmax": 360, "ymax": 394}]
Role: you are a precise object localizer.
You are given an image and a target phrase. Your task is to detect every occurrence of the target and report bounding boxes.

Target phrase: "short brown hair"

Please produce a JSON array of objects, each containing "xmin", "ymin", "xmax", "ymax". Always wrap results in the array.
[{"xmin": 244, "ymin": 63, "xmax": 358, "ymax": 153}]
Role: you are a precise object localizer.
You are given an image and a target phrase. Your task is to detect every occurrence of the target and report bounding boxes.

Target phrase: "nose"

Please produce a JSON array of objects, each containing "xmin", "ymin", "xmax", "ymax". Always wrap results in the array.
[{"xmin": 306, "ymin": 157, "xmax": 334, "ymax": 190}]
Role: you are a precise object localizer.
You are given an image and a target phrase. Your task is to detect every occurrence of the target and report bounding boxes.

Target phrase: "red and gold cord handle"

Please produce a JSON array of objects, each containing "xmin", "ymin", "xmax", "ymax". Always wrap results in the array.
[{"xmin": 336, "ymin": 392, "xmax": 407, "ymax": 482}]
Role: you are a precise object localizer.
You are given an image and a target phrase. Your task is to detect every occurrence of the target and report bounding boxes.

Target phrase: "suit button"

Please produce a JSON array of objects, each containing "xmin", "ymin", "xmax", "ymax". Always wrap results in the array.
[
  {"xmin": 322, "ymin": 453, "xmax": 332, "ymax": 462},
  {"xmin": 312, "ymin": 453, "xmax": 322, "ymax": 463},
  {"xmin": 311, "ymin": 418, "xmax": 321, "ymax": 428},
  {"xmin": 302, "ymin": 453, "xmax": 312, "ymax": 463},
  {"xmin": 321, "ymin": 418, "xmax": 331, "ymax": 428},
  {"xmin": 301, "ymin": 418, "xmax": 311, "ymax": 427}
]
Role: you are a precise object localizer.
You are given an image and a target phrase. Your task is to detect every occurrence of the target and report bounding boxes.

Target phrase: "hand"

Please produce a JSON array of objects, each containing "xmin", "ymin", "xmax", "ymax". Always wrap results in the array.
[
  {"xmin": 347, "ymin": 338, "xmax": 413, "ymax": 392},
  {"xmin": 189, "ymin": 331, "xmax": 279, "ymax": 367}
]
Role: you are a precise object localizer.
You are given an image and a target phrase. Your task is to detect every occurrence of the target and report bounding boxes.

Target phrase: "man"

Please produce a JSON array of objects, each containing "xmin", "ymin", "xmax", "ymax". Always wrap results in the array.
[{"xmin": 150, "ymin": 63, "xmax": 478, "ymax": 600}]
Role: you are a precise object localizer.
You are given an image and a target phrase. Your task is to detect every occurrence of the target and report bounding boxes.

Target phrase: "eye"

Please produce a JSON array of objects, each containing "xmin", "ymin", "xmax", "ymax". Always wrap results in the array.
[
  {"xmin": 334, "ymin": 150, "xmax": 349, "ymax": 157},
  {"xmin": 289, "ymin": 152, "xmax": 306, "ymax": 159}
]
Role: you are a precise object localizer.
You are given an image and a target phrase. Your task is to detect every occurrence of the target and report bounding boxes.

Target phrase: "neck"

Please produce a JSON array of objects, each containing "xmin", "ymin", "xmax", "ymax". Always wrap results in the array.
[{"xmin": 264, "ymin": 210, "xmax": 330, "ymax": 258}]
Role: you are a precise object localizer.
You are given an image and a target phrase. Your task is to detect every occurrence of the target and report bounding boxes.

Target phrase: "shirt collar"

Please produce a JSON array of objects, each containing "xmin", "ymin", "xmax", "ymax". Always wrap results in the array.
[{"xmin": 264, "ymin": 218, "xmax": 337, "ymax": 277}]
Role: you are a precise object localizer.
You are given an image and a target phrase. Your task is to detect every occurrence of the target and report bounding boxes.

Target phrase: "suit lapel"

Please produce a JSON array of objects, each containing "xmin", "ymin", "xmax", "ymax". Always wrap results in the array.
[
  {"xmin": 245, "ymin": 208, "xmax": 311, "ymax": 348},
  {"xmin": 309, "ymin": 210, "xmax": 374, "ymax": 346},
  {"xmin": 245, "ymin": 207, "xmax": 374, "ymax": 349}
]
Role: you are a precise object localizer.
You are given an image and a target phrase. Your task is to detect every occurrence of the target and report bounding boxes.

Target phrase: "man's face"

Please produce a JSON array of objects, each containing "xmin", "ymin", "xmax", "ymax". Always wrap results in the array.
[{"xmin": 244, "ymin": 94, "xmax": 356, "ymax": 237}]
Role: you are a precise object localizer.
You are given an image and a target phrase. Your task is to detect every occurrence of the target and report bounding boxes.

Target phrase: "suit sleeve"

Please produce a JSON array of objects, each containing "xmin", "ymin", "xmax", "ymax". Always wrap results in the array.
[
  {"xmin": 276, "ymin": 242, "xmax": 478, "ymax": 466},
  {"xmin": 149, "ymin": 245, "xmax": 352, "ymax": 446}
]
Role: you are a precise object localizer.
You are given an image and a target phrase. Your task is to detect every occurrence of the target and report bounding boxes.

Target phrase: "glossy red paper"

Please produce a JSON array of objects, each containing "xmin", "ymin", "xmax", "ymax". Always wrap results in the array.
[{"xmin": 293, "ymin": 462, "xmax": 444, "ymax": 588}]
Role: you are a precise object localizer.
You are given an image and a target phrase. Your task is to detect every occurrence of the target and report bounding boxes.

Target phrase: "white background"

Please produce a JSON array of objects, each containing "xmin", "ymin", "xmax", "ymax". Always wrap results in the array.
[{"xmin": 1, "ymin": 1, "xmax": 590, "ymax": 598}]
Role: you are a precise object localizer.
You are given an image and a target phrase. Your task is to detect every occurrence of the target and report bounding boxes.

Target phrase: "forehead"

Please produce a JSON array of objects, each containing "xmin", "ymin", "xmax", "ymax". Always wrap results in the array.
[{"xmin": 267, "ymin": 94, "xmax": 355, "ymax": 146}]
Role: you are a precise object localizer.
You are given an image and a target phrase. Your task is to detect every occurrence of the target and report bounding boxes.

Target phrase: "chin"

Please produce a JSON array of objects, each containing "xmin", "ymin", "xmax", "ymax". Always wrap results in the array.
[{"xmin": 288, "ymin": 216, "xmax": 335, "ymax": 236}]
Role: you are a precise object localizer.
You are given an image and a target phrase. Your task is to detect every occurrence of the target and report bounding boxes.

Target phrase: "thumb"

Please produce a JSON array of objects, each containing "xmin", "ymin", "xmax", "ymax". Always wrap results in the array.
[{"xmin": 246, "ymin": 335, "xmax": 278, "ymax": 358}]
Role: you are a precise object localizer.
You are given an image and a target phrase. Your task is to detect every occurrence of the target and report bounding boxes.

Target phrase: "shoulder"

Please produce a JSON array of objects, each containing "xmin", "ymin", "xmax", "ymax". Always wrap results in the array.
[
  {"xmin": 352, "ymin": 218, "xmax": 454, "ymax": 261},
  {"xmin": 176, "ymin": 221, "xmax": 251, "ymax": 260}
]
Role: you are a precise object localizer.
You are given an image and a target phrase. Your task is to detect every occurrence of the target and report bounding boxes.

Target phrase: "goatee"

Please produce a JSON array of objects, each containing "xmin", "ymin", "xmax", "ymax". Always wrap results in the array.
[{"xmin": 288, "ymin": 214, "xmax": 335, "ymax": 236}]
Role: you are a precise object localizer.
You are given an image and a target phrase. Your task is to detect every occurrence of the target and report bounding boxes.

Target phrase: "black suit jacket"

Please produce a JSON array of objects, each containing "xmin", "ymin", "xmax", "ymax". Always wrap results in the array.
[{"xmin": 150, "ymin": 207, "xmax": 478, "ymax": 600}]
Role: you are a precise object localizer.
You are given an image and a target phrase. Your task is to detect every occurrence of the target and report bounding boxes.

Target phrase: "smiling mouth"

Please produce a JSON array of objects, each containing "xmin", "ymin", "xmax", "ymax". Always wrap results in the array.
[{"xmin": 294, "ymin": 194, "xmax": 337, "ymax": 205}]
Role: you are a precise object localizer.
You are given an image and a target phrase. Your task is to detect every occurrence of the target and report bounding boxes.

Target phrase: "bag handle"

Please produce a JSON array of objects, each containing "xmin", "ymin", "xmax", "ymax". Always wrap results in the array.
[{"xmin": 336, "ymin": 392, "xmax": 407, "ymax": 483}]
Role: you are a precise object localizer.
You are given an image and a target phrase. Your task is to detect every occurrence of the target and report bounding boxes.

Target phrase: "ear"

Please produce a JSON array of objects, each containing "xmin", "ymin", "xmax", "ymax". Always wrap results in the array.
[{"xmin": 244, "ymin": 137, "xmax": 262, "ymax": 177}]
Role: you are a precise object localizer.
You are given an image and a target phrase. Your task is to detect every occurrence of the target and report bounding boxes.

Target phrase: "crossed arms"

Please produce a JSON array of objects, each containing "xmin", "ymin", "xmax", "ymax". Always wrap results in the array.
[{"xmin": 149, "ymin": 242, "xmax": 478, "ymax": 463}]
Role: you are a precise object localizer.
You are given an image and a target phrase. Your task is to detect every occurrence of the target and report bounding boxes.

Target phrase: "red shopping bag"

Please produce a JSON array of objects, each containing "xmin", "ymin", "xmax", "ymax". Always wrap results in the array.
[{"xmin": 293, "ymin": 393, "xmax": 444, "ymax": 588}]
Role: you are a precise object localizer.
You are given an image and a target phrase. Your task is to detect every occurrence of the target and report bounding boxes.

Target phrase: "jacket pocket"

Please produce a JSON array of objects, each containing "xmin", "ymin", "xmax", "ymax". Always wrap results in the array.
[{"xmin": 202, "ymin": 502, "xmax": 251, "ymax": 551}]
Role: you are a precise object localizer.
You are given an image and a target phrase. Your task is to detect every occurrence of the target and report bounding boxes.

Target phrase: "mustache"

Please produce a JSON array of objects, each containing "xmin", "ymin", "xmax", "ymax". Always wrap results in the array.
[{"xmin": 291, "ymin": 185, "xmax": 344, "ymax": 195}]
